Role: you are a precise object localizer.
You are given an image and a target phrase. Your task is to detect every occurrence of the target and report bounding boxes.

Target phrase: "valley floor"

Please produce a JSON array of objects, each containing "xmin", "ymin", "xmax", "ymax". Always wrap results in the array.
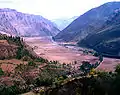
[{"xmin": 24, "ymin": 37, "xmax": 120, "ymax": 71}]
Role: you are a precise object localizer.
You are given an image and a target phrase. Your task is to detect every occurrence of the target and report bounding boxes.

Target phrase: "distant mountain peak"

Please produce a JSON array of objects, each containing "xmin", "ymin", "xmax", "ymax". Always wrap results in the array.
[
  {"xmin": 52, "ymin": 16, "xmax": 78, "ymax": 30},
  {"xmin": 0, "ymin": 8, "xmax": 17, "ymax": 12}
]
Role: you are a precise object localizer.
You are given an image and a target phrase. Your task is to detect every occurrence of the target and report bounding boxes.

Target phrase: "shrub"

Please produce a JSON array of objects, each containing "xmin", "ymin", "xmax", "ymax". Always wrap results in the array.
[
  {"xmin": 54, "ymin": 76, "xmax": 65, "ymax": 86},
  {"xmin": 80, "ymin": 61, "xmax": 92, "ymax": 75},
  {"xmin": 34, "ymin": 77, "xmax": 53, "ymax": 87},
  {"xmin": 99, "ymin": 55, "xmax": 103, "ymax": 62},
  {"xmin": 0, "ymin": 68, "xmax": 4, "ymax": 76},
  {"xmin": 115, "ymin": 64, "xmax": 120, "ymax": 74},
  {"xmin": 34, "ymin": 58, "xmax": 48, "ymax": 63},
  {"xmin": 28, "ymin": 61, "xmax": 36, "ymax": 66},
  {"xmin": 22, "ymin": 56, "xmax": 32, "ymax": 61},
  {"xmin": 0, "ymin": 85, "xmax": 19, "ymax": 95},
  {"xmin": 93, "ymin": 52, "xmax": 100, "ymax": 57}
]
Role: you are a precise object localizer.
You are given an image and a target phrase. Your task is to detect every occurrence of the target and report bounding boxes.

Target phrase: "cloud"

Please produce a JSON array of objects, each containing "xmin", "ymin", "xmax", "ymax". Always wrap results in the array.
[
  {"xmin": 0, "ymin": 0, "xmax": 13, "ymax": 3},
  {"xmin": 0, "ymin": 0, "xmax": 119, "ymax": 19}
]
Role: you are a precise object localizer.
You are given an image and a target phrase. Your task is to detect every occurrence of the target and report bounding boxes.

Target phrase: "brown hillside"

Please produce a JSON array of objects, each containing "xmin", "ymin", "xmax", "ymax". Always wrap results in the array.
[
  {"xmin": 0, "ymin": 40, "xmax": 9, "ymax": 45},
  {"xmin": 0, "ymin": 40, "xmax": 18, "ymax": 59}
]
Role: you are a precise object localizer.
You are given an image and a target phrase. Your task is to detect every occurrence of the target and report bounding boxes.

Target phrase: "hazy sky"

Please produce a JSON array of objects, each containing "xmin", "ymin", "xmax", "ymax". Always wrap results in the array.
[{"xmin": 0, "ymin": 0, "xmax": 120, "ymax": 19}]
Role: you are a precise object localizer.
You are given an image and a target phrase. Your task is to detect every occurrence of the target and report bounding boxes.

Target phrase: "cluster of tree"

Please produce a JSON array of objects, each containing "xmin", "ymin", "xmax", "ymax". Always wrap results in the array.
[
  {"xmin": 0, "ymin": 34, "xmax": 23, "ymax": 46},
  {"xmin": 0, "ymin": 59, "xmax": 68, "ymax": 95},
  {"xmin": 80, "ymin": 54, "xmax": 103, "ymax": 76},
  {"xmin": 0, "ymin": 34, "xmax": 45, "ymax": 61},
  {"xmin": 0, "ymin": 85, "xmax": 20, "ymax": 95},
  {"xmin": 1, "ymin": 55, "xmax": 120, "ymax": 95},
  {"xmin": 46, "ymin": 64, "xmax": 120, "ymax": 95}
]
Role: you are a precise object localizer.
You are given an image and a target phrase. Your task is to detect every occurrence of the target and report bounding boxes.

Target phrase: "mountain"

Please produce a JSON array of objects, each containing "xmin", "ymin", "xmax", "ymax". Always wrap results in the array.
[
  {"xmin": 52, "ymin": 16, "xmax": 78, "ymax": 30},
  {"xmin": 54, "ymin": 2, "xmax": 120, "ymax": 42},
  {"xmin": 78, "ymin": 8, "xmax": 120, "ymax": 57},
  {"xmin": 0, "ymin": 8, "xmax": 60, "ymax": 37}
]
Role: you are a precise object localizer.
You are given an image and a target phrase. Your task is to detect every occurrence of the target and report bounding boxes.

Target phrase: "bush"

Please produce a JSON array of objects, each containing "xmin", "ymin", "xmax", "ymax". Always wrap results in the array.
[
  {"xmin": 16, "ymin": 47, "xmax": 31, "ymax": 60},
  {"xmin": 54, "ymin": 76, "xmax": 65, "ymax": 86},
  {"xmin": 0, "ymin": 68, "xmax": 4, "ymax": 76},
  {"xmin": 80, "ymin": 61, "xmax": 92, "ymax": 75},
  {"xmin": 0, "ymin": 85, "xmax": 19, "ymax": 95},
  {"xmin": 34, "ymin": 70, "xmax": 53, "ymax": 86},
  {"xmin": 22, "ymin": 56, "xmax": 32, "ymax": 61},
  {"xmin": 115, "ymin": 64, "xmax": 120, "ymax": 74},
  {"xmin": 99, "ymin": 55, "xmax": 103, "ymax": 62},
  {"xmin": 34, "ymin": 77, "xmax": 53, "ymax": 87},
  {"xmin": 34, "ymin": 69, "xmax": 60, "ymax": 87},
  {"xmin": 93, "ymin": 52, "xmax": 100, "ymax": 57},
  {"xmin": 34, "ymin": 58, "xmax": 48, "ymax": 63},
  {"xmin": 28, "ymin": 61, "xmax": 36, "ymax": 66}
]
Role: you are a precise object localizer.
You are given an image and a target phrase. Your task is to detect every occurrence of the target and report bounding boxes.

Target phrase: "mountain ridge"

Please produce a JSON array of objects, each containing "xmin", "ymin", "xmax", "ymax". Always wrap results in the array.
[
  {"xmin": 0, "ymin": 8, "xmax": 60, "ymax": 37},
  {"xmin": 54, "ymin": 1, "xmax": 120, "ymax": 42},
  {"xmin": 78, "ymin": 8, "xmax": 120, "ymax": 57}
]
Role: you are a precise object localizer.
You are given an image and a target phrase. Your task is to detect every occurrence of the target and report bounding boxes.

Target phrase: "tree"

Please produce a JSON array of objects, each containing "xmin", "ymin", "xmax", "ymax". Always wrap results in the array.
[
  {"xmin": 28, "ymin": 61, "xmax": 36, "ymax": 66},
  {"xmin": 80, "ymin": 61, "xmax": 92, "ymax": 75},
  {"xmin": 99, "ymin": 55, "xmax": 103, "ymax": 62},
  {"xmin": 115, "ymin": 64, "xmax": 120, "ymax": 74},
  {"xmin": 93, "ymin": 52, "xmax": 100, "ymax": 57}
]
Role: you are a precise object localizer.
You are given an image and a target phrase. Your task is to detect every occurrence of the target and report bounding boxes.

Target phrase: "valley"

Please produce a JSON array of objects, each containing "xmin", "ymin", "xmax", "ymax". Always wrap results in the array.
[
  {"xmin": 24, "ymin": 36, "xmax": 120, "ymax": 71},
  {"xmin": 1, "ymin": 1, "xmax": 120, "ymax": 95}
]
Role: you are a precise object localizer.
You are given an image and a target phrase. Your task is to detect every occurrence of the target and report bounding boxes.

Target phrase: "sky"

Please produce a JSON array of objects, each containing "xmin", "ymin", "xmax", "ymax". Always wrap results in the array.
[{"xmin": 0, "ymin": 0, "xmax": 120, "ymax": 19}]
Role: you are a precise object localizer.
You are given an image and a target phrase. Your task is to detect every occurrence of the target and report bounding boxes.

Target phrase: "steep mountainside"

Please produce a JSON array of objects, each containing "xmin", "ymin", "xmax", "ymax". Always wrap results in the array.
[
  {"xmin": 0, "ymin": 8, "xmax": 59, "ymax": 37},
  {"xmin": 52, "ymin": 16, "xmax": 78, "ymax": 30},
  {"xmin": 78, "ymin": 9, "xmax": 120, "ymax": 57},
  {"xmin": 54, "ymin": 2, "xmax": 120, "ymax": 42}
]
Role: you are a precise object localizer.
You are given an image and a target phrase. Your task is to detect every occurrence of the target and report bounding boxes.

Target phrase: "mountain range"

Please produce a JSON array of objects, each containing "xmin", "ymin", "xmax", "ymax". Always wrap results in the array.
[
  {"xmin": 54, "ymin": 1, "xmax": 120, "ymax": 57},
  {"xmin": 54, "ymin": 2, "xmax": 120, "ymax": 42},
  {"xmin": 1, "ymin": 2, "xmax": 120, "ymax": 57},
  {"xmin": 0, "ymin": 8, "xmax": 59, "ymax": 37},
  {"xmin": 78, "ymin": 8, "xmax": 120, "ymax": 57}
]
